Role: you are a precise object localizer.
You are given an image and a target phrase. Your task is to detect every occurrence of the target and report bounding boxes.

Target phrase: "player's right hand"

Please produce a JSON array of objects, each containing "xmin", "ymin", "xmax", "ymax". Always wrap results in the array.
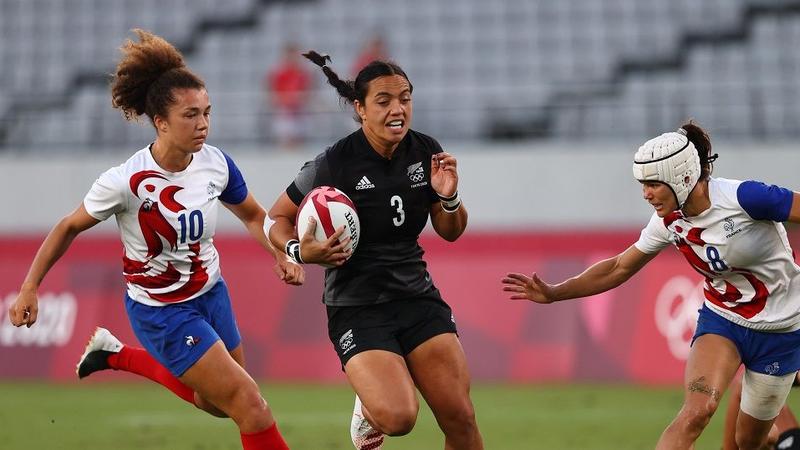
[
  {"xmin": 9, "ymin": 288, "xmax": 39, "ymax": 328},
  {"xmin": 274, "ymin": 255, "xmax": 305, "ymax": 286},
  {"xmin": 298, "ymin": 217, "xmax": 352, "ymax": 266},
  {"xmin": 501, "ymin": 272, "xmax": 556, "ymax": 304}
]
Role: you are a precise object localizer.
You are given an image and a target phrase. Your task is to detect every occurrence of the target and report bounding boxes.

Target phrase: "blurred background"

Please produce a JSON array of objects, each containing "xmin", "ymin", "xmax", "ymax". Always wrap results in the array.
[{"xmin": 1, "ymin": 0, "xmax": 799, "ymax": 448}]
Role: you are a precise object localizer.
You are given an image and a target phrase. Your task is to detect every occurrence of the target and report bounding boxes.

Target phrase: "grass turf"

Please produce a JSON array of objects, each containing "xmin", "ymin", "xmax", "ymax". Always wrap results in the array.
[{"xmin": 1, "ymin": 381, "xmax": 791, "ymax": 449}]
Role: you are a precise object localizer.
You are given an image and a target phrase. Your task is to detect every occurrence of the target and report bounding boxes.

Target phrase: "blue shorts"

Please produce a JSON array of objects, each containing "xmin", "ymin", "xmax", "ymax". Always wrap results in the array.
[
  {"xmin": 125, "ymin": 279, "xmax": 242, "ymax": 377},
  {"xmin": 693, "ymin": 305, "xmax": 800, "ymax": 376}
]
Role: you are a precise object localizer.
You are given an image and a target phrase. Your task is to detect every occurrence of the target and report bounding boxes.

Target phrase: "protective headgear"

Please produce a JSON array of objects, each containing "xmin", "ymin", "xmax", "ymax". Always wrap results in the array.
[{"xmin": 632, "ymin": 129, "xmax": 701, "ymax": 208}]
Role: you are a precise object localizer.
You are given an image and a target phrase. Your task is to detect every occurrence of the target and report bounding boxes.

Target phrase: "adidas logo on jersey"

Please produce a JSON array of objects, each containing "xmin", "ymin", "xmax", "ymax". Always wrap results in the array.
[{"xmin": 355, "ymin": 176, "xmax": 375, "ymax": 190}]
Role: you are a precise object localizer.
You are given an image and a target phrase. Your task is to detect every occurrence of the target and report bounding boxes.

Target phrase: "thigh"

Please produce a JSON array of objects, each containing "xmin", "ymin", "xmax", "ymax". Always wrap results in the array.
[
  {"xmin": 126, "ymin": 297, "xmax": 221, "ymax": 377},
  {"xmin": 229, "ymin": 344, "xmax": 245, "ymax": 368},
  {"xmin": 327, "ymin": 303, "xmax": 404, "ymax": 367},
  {"xmin": 683, "ymin": 333, "xmax": 742, "ymax": 407},
  {"xmin": 406, "ymin": 333, "xmax": 474, "ymax": 416},
  {"xmin": 740, "ymin": 369, "xmax": 795, "ymax": 421},
  {"xmin": 736, "ymin": 369, "xmax": 796, "ymax": 447},
  {"xmin": 199, "ymin": 279, "xmax": 242, "ymax": 352},
  {"xmin": 179, "ymin": 340, "xmax": 257, "ymax": 403},
  {"xmin": 345, "ymin": 350, "xmax": 418, "ymax": 414}
]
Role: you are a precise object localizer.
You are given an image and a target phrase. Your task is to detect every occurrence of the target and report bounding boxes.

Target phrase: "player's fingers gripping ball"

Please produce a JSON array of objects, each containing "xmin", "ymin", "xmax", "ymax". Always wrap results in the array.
[{"xmin": 296, "ymin": 186, "xmax": 360, "ymax": 268}]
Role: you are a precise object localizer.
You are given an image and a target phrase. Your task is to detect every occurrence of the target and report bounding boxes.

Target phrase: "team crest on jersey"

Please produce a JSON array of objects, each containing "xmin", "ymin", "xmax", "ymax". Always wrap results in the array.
[
  {"xmin": 408, "ymin": 162, "xmax": 428, "ymax": 188},
  {"xmin": 723, "ymin": 217, "xmax": 742, "ymax": 238},
  {"xmin": 207, "ymin": 181, "xmax": 217, "ymax": 200},
  {"xmin": 723, "ymin": 218, "xmax": 734, "ymax": 232}
]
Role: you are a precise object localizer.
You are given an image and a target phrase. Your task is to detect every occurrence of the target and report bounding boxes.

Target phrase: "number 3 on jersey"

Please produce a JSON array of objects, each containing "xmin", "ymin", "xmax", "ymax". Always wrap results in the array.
[
  {"xmin": 391, "ymin": 195, "xmax": 405, "ymax": 226},
  {"xmin": 178, "ymin": 210, "xmax": 204, "ymax": 243}
]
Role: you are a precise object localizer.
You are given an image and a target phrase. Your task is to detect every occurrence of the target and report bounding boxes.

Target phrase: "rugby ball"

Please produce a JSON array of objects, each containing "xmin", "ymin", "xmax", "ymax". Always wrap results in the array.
[{"xmin": 296, "ymin": 186, "xmax": 360, "ymax": 267}]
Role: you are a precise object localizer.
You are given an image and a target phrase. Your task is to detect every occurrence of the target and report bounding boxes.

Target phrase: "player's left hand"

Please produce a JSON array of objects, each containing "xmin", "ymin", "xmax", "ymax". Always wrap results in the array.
[
  {"xmin": 431, "ymin": 152, "xmax": 458, "ymax": 198},
  {"xmin": 274, "ymin": 255, "xmax": 305, "ymax": 285}
]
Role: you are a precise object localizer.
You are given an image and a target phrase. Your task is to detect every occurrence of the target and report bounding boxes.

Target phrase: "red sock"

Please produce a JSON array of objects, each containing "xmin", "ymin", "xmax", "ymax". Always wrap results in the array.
[
  {"xmin": 241, "ymin": 423, "xmax": 289, "ymax": 450},
  {"xmin": 107, "ymin": 346, "xmax": 196, "ymax": 405}
]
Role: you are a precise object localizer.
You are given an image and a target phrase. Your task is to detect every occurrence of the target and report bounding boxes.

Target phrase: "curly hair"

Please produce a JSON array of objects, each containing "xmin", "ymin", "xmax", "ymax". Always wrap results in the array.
[{"xmin": 110, "ymin": 29, "xmax": 204, "ymax": 124}]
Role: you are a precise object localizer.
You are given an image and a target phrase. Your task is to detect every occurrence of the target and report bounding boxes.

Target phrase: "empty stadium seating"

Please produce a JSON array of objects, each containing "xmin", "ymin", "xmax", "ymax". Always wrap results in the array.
[{"xmin": 0, "ymin": 0, "xmax": 798, "ymax": 151}]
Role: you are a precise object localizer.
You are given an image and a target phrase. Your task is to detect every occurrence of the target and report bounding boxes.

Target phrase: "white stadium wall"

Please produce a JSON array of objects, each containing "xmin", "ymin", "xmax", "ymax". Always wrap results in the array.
[{"xmin": 1, "ymin": 142, "xmax": 797, "ymax": 233}]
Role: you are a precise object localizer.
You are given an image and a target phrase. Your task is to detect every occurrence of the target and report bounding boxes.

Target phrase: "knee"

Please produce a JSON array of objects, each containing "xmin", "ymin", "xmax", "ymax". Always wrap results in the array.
[
  {"xmin": 194, "ymin": 394, "xmax": 228, "ymax": 418},
  {"xmin": 235, "ymin": 383, "xmax": 269, "ymax": 417},
  {"xmin": 673, "ymin": 402, "xmax": 719, "ymax": 434},
  {"xmin": 371, "ymin": 404, "xmax": 418, "ymax": 436},
  {"xmin": 438, "ymin": 401, "xmax": 478, "ymax": 435},
  {"xmin": 224, "ymin": 380, "xmax": 270, "ymax": 424}
]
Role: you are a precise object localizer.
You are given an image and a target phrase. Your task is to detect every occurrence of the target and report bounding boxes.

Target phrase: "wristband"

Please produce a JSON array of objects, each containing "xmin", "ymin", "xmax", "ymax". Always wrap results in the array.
[
  {"xmin": 285, "ymin": 239, "xmax": 304, "ymax": 264},
  {"xmin": 441, "ymin": 200, "xmax": 462, "ymax": 213},
  {"xmin": 438, "ymin": 191, "xmax": 461, "ymax": 212}
]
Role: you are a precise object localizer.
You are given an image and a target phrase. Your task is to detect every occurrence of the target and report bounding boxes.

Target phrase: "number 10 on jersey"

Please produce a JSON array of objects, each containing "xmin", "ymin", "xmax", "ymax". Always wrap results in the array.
[{"xmin": 178, "ymin": 210, "xmax": 204, "ymax": 243}]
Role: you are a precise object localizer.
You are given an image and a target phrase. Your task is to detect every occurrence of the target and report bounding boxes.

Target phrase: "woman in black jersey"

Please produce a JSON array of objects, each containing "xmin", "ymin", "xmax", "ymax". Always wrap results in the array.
[{"xmin": 268, "ymin": 51, "xmax": 483, "ymax": 450}]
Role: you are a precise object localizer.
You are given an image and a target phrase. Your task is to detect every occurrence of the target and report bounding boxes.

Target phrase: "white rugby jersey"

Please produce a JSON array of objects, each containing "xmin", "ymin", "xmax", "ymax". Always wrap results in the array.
[
  {"xmin": 84, "ymin": 144, "xmax": 248, "ymax": 306},
  {"xmin": 635, "ymin": 177, "xmax": 799, "ymax": 331}
]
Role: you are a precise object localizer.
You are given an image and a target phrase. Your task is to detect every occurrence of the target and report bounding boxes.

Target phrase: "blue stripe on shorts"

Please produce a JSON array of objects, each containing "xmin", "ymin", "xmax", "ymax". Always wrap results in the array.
[
  {"xmin": 124, "ymin": 278, "xmax": 242, "ymax": 377},
  {"xmin": 692, "ymin": 304, "xmax": 800, "ymax": 376}
]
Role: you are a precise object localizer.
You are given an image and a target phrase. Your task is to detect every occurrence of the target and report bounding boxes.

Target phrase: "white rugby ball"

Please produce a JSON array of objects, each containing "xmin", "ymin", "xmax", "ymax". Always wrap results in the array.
[{"xmin": 296, "ymin": 186, "xmax": 360, "ymax": 267}]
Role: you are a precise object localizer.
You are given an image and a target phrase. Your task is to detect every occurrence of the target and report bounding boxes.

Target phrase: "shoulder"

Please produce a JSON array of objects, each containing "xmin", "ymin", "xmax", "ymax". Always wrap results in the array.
[
  {"xmin": 198, "ymin": 143, "xmax": 229, "ymax": 166},
  {"xmin": 709, "ymin": 177, "xmax": 744, "ymax": 207},
  {"xmin": 106, "ymin": 146, "xmax": 153, "ymax": 183},
  {"xmin": 321, "ymin": 130, "xmax": 364, "ymax": 162}
]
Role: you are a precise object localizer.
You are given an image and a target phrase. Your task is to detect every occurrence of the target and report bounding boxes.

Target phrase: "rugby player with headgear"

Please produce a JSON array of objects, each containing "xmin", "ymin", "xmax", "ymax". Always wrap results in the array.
[{"xmin": 502, "ymin": 121, "xmax": 800, "ymax": 450}]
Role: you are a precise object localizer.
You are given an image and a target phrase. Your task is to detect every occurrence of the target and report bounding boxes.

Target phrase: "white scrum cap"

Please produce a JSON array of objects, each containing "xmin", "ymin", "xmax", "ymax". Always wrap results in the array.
[{"xmin": 632, "ymin": 129, "xmax": 701, "ymax": 208}]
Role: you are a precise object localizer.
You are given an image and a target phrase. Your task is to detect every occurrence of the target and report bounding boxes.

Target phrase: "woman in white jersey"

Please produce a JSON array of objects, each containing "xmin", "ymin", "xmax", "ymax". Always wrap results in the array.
[
  {"xmin": 502, "ymin": 121, "xmax": 800, "ymax": 450},
  {"xmin": 6, "ymin": 30, "xmax": 300, "ymax": 450}
]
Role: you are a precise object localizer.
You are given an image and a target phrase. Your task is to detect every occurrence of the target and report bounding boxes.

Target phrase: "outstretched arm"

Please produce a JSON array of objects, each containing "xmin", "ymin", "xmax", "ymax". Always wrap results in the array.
[
  {"xmin": 10, "ymin": 204, "xmax": 100, "ymax": 327},
  {"xmin": 502, "ymin": 244, "xmax": 658, "ymax": 304},
  {"xmin": 224, "ymin": 193, "xmax": 304, "ymax": 285}
]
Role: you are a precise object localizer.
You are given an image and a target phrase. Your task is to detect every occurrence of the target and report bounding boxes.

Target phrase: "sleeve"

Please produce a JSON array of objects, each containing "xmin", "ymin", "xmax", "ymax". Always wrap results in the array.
[
  {"xmin": 286, "ymin": 150, "xmax": 333, "ymax": 205},
  {"xmin": 633, "ymin": 213, "xmax": 672, "ymax": 254},
  {"xmin": 736, "ymin": 180, "xmax": 793, "ymax": 222},
  {"xmin": 219, "ymin": 152, "xmax": 248, "ymax": 205},
  {"xmin": 83, "ymin": 166, "xmax": 127, "ymax": 221}
]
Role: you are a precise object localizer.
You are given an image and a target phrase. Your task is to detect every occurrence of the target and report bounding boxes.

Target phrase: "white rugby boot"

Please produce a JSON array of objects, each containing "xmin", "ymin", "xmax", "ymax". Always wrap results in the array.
[
  {"xmin": 350, "ymin": 395, "xmax": 384, "ymax": 450},
  {"xmin": 76, "ymin": 327, "xmax": 123, "ymax": 379}
]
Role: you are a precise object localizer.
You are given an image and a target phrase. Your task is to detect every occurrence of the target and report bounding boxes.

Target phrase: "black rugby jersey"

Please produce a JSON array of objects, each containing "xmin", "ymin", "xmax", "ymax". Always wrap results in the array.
[{"xmin": 286, "ymin": 128, "xmax": 444, "ymax": 306}]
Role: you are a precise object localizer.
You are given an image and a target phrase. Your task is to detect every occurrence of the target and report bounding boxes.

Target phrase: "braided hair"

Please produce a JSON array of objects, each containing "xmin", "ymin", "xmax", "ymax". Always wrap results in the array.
[{"xmin": 303, "ymin": 50, "xmax": 412, "ymax": 123}]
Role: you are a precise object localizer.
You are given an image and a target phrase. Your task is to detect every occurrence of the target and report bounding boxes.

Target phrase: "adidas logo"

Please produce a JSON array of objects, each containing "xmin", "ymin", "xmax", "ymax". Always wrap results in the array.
[{"xmin": 355, "ymin": 176, "xmax": 375, "ymax": 190}]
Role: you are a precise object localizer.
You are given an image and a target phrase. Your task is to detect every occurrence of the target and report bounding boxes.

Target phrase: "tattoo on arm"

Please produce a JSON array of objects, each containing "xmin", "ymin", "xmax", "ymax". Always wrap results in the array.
[{"xmin": 688, "ymin": 376, "xmax": 721, "ymax": 401}]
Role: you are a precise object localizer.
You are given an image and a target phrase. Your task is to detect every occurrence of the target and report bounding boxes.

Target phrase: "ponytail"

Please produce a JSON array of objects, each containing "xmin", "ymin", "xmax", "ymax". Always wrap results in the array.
[
  {"xmin": 680, "ymin": 120, "xmax": 718, "ymax": 180},
  {"xmin": 302, "ymin": 51, "xmax": 356, "ymax": 103}
]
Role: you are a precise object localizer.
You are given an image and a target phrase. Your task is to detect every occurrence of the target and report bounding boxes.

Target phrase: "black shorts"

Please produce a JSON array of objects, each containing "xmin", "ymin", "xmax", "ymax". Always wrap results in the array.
[{"xmin": 326, "ymin": 290, "xmax": 458, "ymax": 367}]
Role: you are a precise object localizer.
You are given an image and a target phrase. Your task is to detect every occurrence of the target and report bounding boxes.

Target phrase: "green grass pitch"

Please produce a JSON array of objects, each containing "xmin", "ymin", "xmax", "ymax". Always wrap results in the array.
[{"xmin": 3, "ymin": 381, "xmax": 797, "ymax": 449}]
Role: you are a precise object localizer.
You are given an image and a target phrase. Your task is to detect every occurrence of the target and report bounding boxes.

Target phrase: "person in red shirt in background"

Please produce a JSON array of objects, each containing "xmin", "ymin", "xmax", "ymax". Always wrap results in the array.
[
  {"xmin": 265, "ymin": 43, "xmax": 311, "ymax": 150},
  {"xmin": 350, "ymin": 34, "xmax": 388, "ymax": 77}
]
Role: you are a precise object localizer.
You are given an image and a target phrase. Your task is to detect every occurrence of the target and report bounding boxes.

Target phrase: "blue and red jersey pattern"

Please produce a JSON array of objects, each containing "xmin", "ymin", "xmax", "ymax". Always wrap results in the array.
[
  {"xmin": 635, "ymin": 177, "xmax": 799, "ymax": 331},
  {"xmin": 84, "ymin": 144, "xmax": 247, "ymax": 306}
]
